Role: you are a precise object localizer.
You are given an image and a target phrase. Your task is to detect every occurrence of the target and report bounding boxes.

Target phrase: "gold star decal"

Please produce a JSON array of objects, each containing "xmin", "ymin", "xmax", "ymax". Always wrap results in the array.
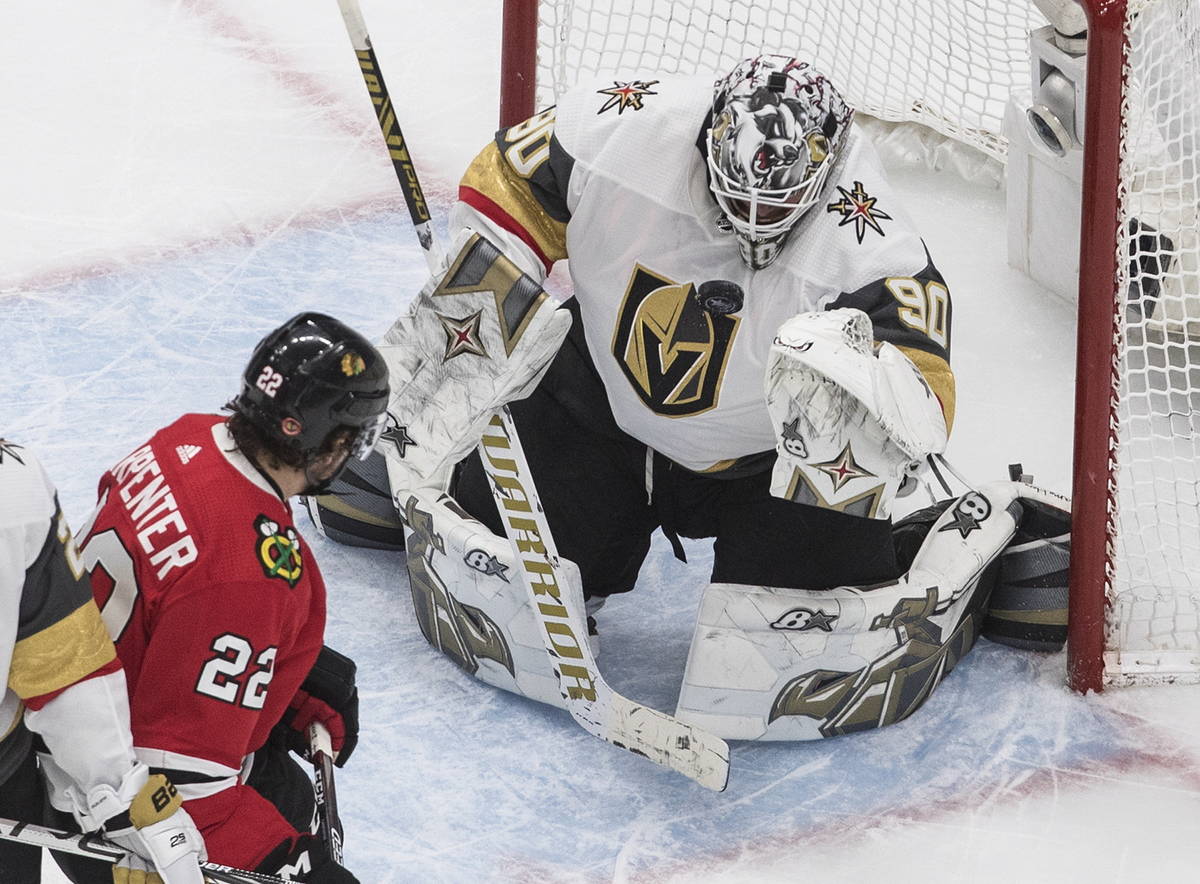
[
  {"xmin": 827, "ymin": 180, "xmax": 893, "ymax": 243},
  {"xmin": 812, "ymin": 442, "xmax": 876, "ymax": 492},
  {"xmin": 439, "ymin": 311, "xmax": 488, "ymax": 361},
  {"xmin": 597, "ymin": 80, "xmax": 659, "ymax": 115}
]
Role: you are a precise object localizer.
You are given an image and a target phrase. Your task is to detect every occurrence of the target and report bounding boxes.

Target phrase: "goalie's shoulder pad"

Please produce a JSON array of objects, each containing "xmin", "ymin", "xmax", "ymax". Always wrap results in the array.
[{"xmin": 378, "ymin": 229, "xmax": 572, "ymax": 493}]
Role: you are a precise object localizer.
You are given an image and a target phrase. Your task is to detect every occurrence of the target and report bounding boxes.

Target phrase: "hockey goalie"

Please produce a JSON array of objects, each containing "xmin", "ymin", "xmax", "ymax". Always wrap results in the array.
[{"xmin": 309, "ymin": 54, "xmax": 1071, "ymax": 742}]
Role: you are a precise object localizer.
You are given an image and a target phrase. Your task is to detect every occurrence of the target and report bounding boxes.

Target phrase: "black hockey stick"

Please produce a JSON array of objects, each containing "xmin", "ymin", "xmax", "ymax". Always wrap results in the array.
[
  {"xmin": 334, "ymin": 0, "xmax": 729, "ymax": 791},
  {"xmin": 308, "ymin": 721, "xmax": 345, "ymax": 865},
  {"xmin": 0, "ymin": 816, "xmax": 288, "ymax": 884},
  {"xmin": 336, "ymin": 0, "xmax": 441, "ymax": 271}
]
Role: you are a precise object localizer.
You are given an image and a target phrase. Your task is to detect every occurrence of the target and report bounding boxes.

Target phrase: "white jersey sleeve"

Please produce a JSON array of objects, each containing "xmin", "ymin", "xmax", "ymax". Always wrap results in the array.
[{"xmin": 0, "ymin": 441, "xmax": 142, "ymax": 822}]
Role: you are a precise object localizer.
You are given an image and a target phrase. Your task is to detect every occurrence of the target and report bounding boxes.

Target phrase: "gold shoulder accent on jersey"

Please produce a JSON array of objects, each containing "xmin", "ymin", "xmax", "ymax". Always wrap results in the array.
[
  {"xmin": 898, "ymin": 346, "xmax": 956, "ymax": 434},
  {"xmin": 461, "ymin": 143, "xmax": 567, "ymax": 264},
  {"xmin": 9, "ymin": 601, "xmax": 116, "ymax": 700}
]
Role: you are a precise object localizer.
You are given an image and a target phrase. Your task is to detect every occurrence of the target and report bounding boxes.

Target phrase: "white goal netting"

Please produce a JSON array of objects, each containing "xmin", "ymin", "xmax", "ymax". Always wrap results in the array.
[
  {"xmin": 532, "ymin": 0, "xmax": 1044, "ymax": 162},
  {"xmin": 1105, "ymin": 0, "xmax": 1200, "ymax": 683}
]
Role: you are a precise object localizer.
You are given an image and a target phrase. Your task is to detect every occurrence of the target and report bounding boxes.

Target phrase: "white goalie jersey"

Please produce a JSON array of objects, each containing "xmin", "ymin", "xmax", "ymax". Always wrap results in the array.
[{"xmin": 455, "ymin": 73, "xmax": 955, "ymax": 472}]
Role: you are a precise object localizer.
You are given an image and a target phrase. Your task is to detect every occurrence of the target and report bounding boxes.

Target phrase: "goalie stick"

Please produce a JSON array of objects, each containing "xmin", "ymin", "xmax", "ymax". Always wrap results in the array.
[
  {"xmin": 0, "ymin": 816, "xmax": 287, "ymax": 884},
  {"xmin": 308, "ymin": 721, "xmax": 345, "ymax": 865},
  {"xmin": 336, "ymin": 0, "xmax": 442, "ymax": 271},
  {"xmin": 479, "ymin": 411, "xmax": 730, "ymax": 790},
  {"xmin": 334, "ymin": 0, "xmax": 730, "ymax": 791}
]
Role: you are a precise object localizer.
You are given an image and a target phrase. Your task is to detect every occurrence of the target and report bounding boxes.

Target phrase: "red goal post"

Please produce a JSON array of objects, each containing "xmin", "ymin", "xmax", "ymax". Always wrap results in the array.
[
  {"xmin": 1068, "ymin": 0, "xmax": 1124, "ymax": 694},
  {"xmin": 497, "ymin": 0, "xmax": 1200, "ymax": 692}
]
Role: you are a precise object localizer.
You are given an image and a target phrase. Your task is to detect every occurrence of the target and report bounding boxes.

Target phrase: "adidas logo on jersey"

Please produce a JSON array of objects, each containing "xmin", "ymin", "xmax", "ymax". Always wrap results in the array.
[{"xmin": 176, "ymin": 444, "xmax": 202, "ymax": 464}]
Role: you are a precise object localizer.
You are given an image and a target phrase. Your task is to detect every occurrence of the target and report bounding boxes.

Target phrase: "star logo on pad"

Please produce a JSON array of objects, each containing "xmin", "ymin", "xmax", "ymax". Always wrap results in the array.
[
  {"xmin": 439, "ymin": 311, "xmax": 488, "ymax": 361},
  {"xmin": 381, "ymin": 422, "xmax": 416, "ymax": 458},
  {"xmin": 812, "ymin": 443, "xmax": 875, "ymax": 492}
]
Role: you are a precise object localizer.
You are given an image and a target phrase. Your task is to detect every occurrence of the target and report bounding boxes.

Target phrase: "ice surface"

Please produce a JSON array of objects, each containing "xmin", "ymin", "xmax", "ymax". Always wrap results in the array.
[{"xmin": 4, "ymin": 2, "xmax": 1200, "ymax": 882}]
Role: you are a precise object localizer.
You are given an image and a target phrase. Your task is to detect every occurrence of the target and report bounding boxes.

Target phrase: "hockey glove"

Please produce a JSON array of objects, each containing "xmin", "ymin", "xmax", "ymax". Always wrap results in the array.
[
  {"xmin": 72, "ymin": 765, "xmax": 206, "ymax": 884},
  {"xmin": 280, "ymin": 645, "xmax": 359, "ymax": 766},
  {"xmin": 378, "ymin": 228, "xmax": 571, "ymax": 492},
  {"xmin": 258, "ymin": 833, "xmax": 359, "ymax": 883}
]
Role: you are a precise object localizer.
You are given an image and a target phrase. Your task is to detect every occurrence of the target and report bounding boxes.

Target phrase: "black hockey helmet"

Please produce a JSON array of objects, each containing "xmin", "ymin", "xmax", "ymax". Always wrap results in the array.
[{"xmin": 232, "ymin": 312, "xmax": 390, "ymax": 463}]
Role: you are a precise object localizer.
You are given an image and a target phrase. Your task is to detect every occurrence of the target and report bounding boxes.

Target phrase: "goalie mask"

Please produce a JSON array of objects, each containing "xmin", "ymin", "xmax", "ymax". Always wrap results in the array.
[{"xmin": 707, "ymin": 56, "xmax": 853, "ymax": 269}]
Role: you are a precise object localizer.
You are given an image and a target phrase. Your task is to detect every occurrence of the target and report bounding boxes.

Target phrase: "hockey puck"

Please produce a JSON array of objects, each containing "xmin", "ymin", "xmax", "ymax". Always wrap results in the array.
[{"xmin": 695, "ymin": 280, "xmax": 744, "ymax": 315}]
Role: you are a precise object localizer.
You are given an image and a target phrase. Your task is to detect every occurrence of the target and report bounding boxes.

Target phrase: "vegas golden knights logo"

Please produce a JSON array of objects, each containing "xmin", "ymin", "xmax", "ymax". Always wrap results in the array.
[{"xmin": 611, "ymin": 265, "xmax": 740, "ymax": 416}]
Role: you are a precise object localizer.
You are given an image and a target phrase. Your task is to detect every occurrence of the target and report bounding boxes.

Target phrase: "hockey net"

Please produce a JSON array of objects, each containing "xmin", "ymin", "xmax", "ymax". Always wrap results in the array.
[
  {"xmin": 498, "ymin": 1, "xmax": 1200, "ymax": 689},
  {"xmin": 1075, "ymin": 0, "xmax": 1200, "ymax": 686}
]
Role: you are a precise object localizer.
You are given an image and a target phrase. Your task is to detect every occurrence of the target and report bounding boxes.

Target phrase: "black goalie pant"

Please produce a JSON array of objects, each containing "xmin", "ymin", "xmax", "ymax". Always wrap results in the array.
[{"xmin": 452, "ymin": 299, "xmax": 900, "ymax": 598}]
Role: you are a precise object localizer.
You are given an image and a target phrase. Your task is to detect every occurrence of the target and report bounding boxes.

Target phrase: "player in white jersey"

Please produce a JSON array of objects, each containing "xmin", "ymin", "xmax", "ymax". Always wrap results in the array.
[
  {"xmin": 351, "ymin": 55, "xmax": 1070, "ymax": 739},
  {"xmin": 0, "ymin": 440, "xmax": 205, "ymax": 882}
]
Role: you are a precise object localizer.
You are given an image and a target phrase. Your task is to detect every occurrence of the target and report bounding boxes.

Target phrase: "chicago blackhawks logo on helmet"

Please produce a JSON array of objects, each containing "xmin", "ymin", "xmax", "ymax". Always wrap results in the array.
[
  {"xmin": 340, "ymin": 352, "xmax": 367, "ymax": 376},
  {"xmin": 254, "ymin": 515, "xmax": 303, "ymax": 587},
  {"xmin": 707, "ymin": 55, "xmax": 853, "ymax": 269}
]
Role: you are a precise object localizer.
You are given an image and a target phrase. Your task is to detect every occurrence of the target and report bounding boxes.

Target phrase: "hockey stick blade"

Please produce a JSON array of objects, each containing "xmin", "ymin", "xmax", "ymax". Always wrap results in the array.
[
  {"xmin": 0, "ymin": 816, "xmax": 288, "ymax": 883},
  {"xmin": 590, "ymin": 687, "xmax": 730, "ymax": 792},
  {"xmin": 480, "ymin": 409, "xmax": 730, "ymax": 791}
]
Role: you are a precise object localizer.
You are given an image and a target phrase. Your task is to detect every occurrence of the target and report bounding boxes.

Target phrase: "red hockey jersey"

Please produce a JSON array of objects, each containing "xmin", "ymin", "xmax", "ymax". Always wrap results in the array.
[{"xmin": 78, "ymin": 413, "xmax": 326, "ymax": 869}]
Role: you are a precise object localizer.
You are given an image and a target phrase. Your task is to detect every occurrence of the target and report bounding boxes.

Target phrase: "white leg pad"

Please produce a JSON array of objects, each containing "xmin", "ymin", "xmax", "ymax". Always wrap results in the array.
[
  {"xmin": 676, "ymin": 480, "xmax": 1027, "ymax": 740},
  {"xmin": 399, "ymin": 488, "xmax": 571, "ymax": 709}
]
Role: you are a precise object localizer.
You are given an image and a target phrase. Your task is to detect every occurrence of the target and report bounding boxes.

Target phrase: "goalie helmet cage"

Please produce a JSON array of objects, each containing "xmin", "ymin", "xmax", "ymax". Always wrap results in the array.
[{"xmin": 497, "ymin": 0, "xmax": 1200, "ymax": 692}]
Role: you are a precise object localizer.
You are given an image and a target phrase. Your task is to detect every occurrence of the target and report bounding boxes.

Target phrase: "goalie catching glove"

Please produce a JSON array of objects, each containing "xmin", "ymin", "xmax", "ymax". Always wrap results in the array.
[
  {"xmin": 765, "ymin": 307, "xmax": 947, "ymax": 520},
  {"xmin": 377, "ymin": 228, "xmax": 571, "ymax": 492}
]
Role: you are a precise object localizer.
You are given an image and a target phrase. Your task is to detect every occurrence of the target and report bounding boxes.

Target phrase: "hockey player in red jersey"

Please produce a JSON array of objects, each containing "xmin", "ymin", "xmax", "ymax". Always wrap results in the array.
[
  {"xmin": 0, "ymin": 440, "xmax": 206, "ymax": 883},
  {"xmin": 48, "ymin": 313, "xmax": 388, "ymax": 883}
]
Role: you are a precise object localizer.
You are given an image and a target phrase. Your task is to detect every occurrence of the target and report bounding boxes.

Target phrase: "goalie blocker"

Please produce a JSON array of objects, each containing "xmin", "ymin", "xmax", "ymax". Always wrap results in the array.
[{"xmin": 304, "ymin": 227, "xmax": 570, "ymax": 546}]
